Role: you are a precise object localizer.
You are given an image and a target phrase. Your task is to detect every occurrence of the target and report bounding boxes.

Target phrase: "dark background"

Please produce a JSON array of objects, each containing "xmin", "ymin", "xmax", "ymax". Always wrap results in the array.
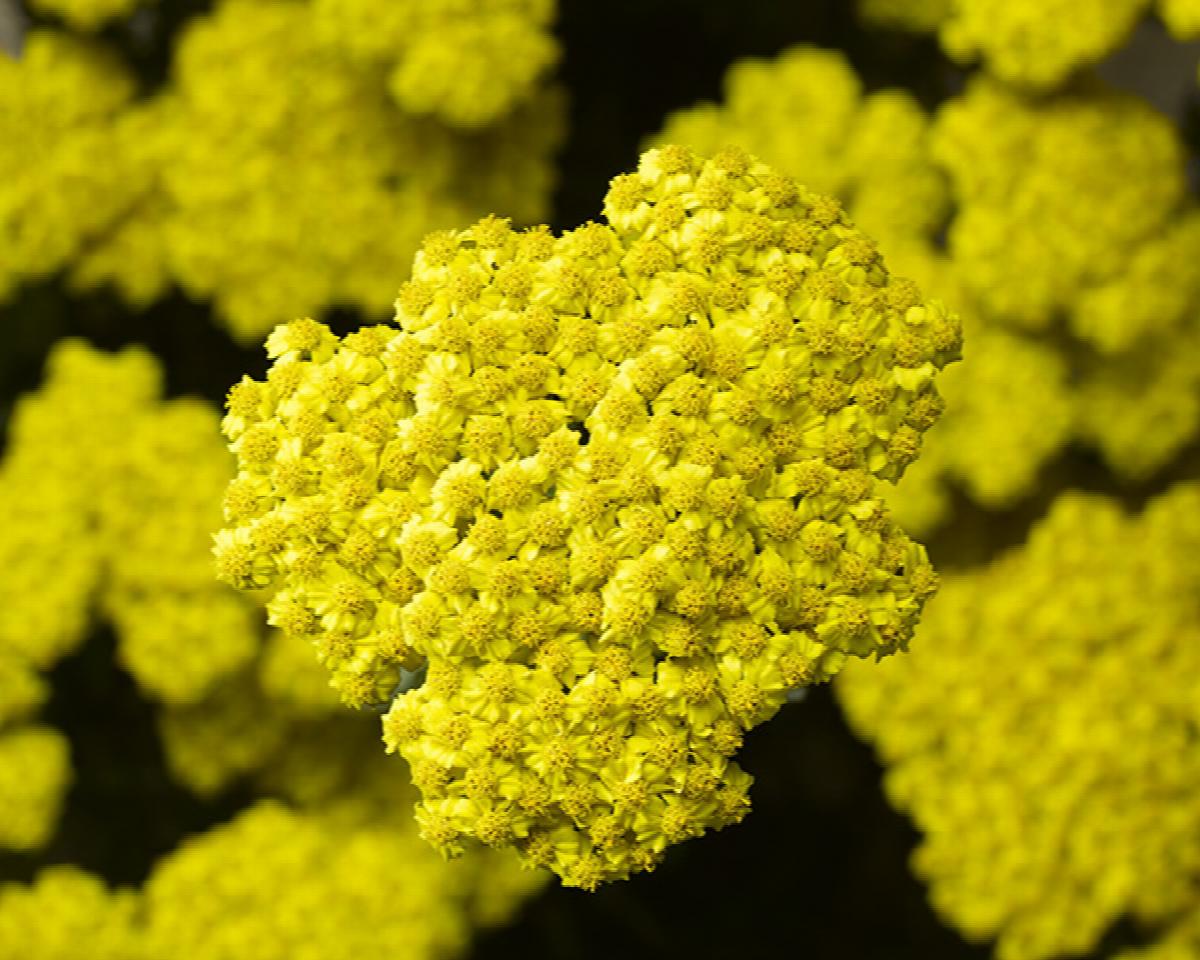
[{"xmin": 2, "ymin": 2, "xmax": 1197, "ymax": 957}]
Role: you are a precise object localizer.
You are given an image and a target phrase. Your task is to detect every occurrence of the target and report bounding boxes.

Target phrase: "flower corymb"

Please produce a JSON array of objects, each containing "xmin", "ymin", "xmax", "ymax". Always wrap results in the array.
[{"xmin": 217, "ymin": 145, "xmax": 961, "ymax": 888}]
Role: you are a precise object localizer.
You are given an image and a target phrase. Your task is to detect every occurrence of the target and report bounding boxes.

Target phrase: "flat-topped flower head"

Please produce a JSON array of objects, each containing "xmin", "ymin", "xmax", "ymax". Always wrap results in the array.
[{"xmin": 219, "ymin": 146, "xmax": 960, "ymax": 887}]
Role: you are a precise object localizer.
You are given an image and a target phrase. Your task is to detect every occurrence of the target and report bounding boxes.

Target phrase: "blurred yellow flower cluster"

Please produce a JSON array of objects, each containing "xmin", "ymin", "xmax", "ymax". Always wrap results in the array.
[
  {"xmin": 838, "ymin": 484, "xmax": 1200, "ymax": 960},
  {"xmin": 0, "ymin": 867, "xmax": 141, "ymax": 960},
  {"xmin": 0, "ymin": 340, "xmax": 257, "ymax": 706},
  {"xmin": 0, "ymin": 754, "xmax": 544, "ymax": 960},
  {"xmin": 312, "ymin": 0, "xmax": 558, "ymax": 128},
  {"xmin": 858, "ymin": 0, "xmax": 1200, "ymax": 84},
  {"xmin": 0, "ymin": 32, "xmax": 137, "ymax": 304},
  {"xmin": 657, "ymin": 45, "xmax": 1200, "ymax": 533},
  {"xmin": 216, "ymin": 144, "xmax": 959, "ymax": 887},
  {"xmin": 0, "ymin": 339, "xmax": 254, "ymax": 849},
  {"xmin": 0, "ymin": 0, "xmax": 564, "ymax": 341}
]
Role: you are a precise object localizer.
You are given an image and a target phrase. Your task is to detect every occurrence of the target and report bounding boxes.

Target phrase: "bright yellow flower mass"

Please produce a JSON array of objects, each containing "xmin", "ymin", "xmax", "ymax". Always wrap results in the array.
[
  {"xmin": 839, "ymin": 484, "xmax": 1200, "ymax": 960},
  {"xmin": 218, "ymin": 145, "xmax": 961, "ymax": 887}
]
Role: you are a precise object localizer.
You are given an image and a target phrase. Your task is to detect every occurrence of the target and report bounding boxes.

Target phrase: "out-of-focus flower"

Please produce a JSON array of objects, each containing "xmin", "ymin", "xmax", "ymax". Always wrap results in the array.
[
  {"xmin": 4, "ymin": 1, "xmax": 563, "ymax": 342},
  {"xmin": 311, "ymin": 0, "xmax": 558, "ymax": 128},
  {"xmin": 0, "ymin": 340, "xmax": 259, "ymax": 706},
  {"xmin": 75, "ymin": 0, "xmax": 564, "ymax": 342},
  {"xmin": 142, "ymin": 761, "xmax": 544, "ymax": 960},
  {"xmin": 859, "ymin": 0, "xmax": 1171, "ymax": 90},
  {"xmin": 1159, "ymin": 0, "xmax": 1200, "ymax": 37},
  {"xmin": 932, "ymin": 77, "xmax": 1187, "ymax": 331},
  {"xmin": 0, "ymin": 867, "xmax": 140, "ymax": 960},
  {"xmin": 218, "ymin": 145, "xmax": 959, "ymax": 887},
  {"xmin": 939, "ymin": 0, "xmax": 1148, "ymax": 90},
  {"xmin": 0, "ymin": 31, "xmax": 135, "ymax": 302},
  {"xmin": 838, "ymin": 484, "xmax": 1200, "ymax": 960}
]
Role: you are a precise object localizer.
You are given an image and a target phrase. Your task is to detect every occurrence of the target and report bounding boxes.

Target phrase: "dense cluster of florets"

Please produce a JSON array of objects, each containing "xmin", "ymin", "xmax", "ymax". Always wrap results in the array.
[
  {"xmin": 932, "ymin": 78, "xmax": 1188, "ymax": 331},
  {"xmin": 932, "ymin": 77, "xmax": 1200, "ymax": 479},
  {"xmin": 0, "ymin": 867, "xmax": 140, "ymax": 960},
  {"xmin": 218, "ymin": 145, "xmax": 959, "ymax": 887},
  {"xmin": 311, "ymin": 0, "xmax": 558, "ymax": 127},
  {"xmin": 0, "ymin": 31, "xmax": 137, "ymax": 301},
  {"xmin": 838, "ymin": 484, "xmax": 1200, "ymax": 960},
  {"xmin": 140, "ymin": 790, "xmax": 540, "ymax": 960}
]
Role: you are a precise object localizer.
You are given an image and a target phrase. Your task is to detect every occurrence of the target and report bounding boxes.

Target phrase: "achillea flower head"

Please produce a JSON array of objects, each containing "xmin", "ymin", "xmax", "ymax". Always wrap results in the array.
[
  {"xmin": 157, "ymin": 670, "xmax": 292, "ymax": 797},
  {"xmin": 838, "ymin": 484, "xmax": 1200, "ymax": 960},
  {"xmin": 655, "ymin": 49, "xmax": 1074, "ymax": 529},
  {"xmin": 1074, "ymin": 327, "xmax": 1200, "ymax": 478},
  {"xmin": 939, "ymin": 0, "xmax": 1148, "ymax": 90},
  {"xmin": 312, "ymin": 0, "xmax": 559, "ymax": 127},
  {"xmin": 0, "ymin": 340, "xmax": 259, "ymax": 706},
  {"xmin": 0, "ymin": 867, "xmax": 140, "ymax": 960},
  {"xmin": 219, "ymin": 145, "xmax": 960, "ymax": 887},
  {"xmin": 932, "ymin": 77, "xmax": 1187, "ymax": 330},
  {"xmin": 0, "ymin": 31, "xmax": 136, "ymax": 302},
  {"xmin": 142, "ymin": 792, "xmax": 542, "ymax": 960},
  {"xmin": 860, "ymin": 0, "xmax": 1181, "ymax": 88},
  {"xmin": 121, "ymin": 0, "xmax": 563, "ymax": 341}
]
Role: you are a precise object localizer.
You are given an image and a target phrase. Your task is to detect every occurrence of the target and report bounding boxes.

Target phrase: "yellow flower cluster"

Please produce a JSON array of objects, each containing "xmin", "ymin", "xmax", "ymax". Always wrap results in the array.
[
  {"xmin": 68, "ymin": 99, "xmax": 175, "ymax": 310},
  {"xmin": 141, "ymin": 791, "xmax": 539, "ymax": 960},
  {"xmin": 27, "ymin": 0, "xmax": 150, "ymax": 31},
  {"xmin": 0, "ymin": 31, "xmax": 136, "ymax": 302},
  {"xmin": 0, "ymin": 758, "xmax": 543, "ymax": 960},
  {"xmin": 217, "ymin": 144, "xmax": 959, "ymax": 887},
  {"xmin": 859, "ymin": 0, "xmax": 1200, "ymax": 83},
  {"xmin": 0, "ymin": 340, "xmax": 259, "ymax": 706},
  {"xmin": 932, "ymin": 77, "xmax": 1188, "ymax": 331},
  {"xmin": 886, "ymin": 324, "xmax": 1072, "ymax": 534},
  {"xmin": 0, "ymin": 867, "xmax": 141, "ymax": 960},
  {"xmin": 109, "ymin": 0, "xmax": 560, "ymax": 341},
  {"xmin": 939, "ymin": 0, "xmax": 1148, "ymax": 90},
  {"xmin": 311, "ymin": 0, "xmax": 558, "ymax": 127},
  {"xmin": 655, "ymin": 47, "xmax": 948, "ymax": 247},
  {"xmin": 838, "ymin": 484, "xmax": 1200, "ymax": 960},
  {"xmin": 933, "ymin": 77, "xmax": 1200, "ymax": 479}
]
